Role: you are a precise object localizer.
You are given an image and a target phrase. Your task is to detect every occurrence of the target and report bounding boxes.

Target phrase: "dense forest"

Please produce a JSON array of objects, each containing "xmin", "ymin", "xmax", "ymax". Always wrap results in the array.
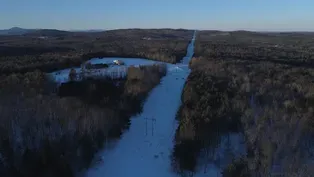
[
  {"xmin": 173, "ymin": 31, "xmax": 314, "ymax": 176},
  {"xmin": 195, "ymin": 31, "xmax": 314, "ymax": 66},
  {"xmin": 0, "ymin": 63, "xmax": 167, "ymax": 177},
  {"xmin": 0, "ymin": 29, "xmax": 193, "ymax": 74},
  {"xmin": 3, "ymin": 28, "xmax": 314, "ymax": 177},
  {"xmin": 0, "ymin": 28, "xmax": 193, "ymax": 177}
]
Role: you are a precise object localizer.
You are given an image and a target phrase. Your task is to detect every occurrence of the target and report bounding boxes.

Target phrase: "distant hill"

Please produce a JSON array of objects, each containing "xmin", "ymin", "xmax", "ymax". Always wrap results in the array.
[
  {"xmin": 69, "ymin": 29, "xmax": 106, "ymax": 32},
  {"xmin": 0, "ymin": 27, "xmax": 35, "ymax": 35},
  {"xmin": 0, "ymin": 27, "xmax": 106, "ymax": 36},
  {"xmin": 24, "ymin": 29, "xmax": 72, "ymax": 37}
]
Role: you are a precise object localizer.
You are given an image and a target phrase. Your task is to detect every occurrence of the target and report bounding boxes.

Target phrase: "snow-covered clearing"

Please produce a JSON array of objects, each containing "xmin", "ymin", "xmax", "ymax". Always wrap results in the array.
[
  {"xmin": 49, "ymin": 58, "xmax": 167, "ymax": 83},
  {"xmin": 83, "ymin": 32, "xmax": 196, "ymax": 177},
  {"xmin": 49, "ymin": 31, "xmax": 245, "ymax": 177},
  {"xmin": 85, "ymin": 63, "xmax": 190, "ymax": 177}
]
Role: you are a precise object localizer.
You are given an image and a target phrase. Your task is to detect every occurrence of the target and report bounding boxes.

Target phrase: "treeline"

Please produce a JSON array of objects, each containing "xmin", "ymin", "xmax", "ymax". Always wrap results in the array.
[
  {"xmin": 172, "ymin": 31, "xmax": 314, "ymax": 176},
  {"xmin": 0, "ymin": 63, "xmax": 167, "ymax": 177},
  {"xmin": 0, "ymin": 29, "xmax": 193, "ymax": 74},
  {"xmin": 172, "ymin": 58, "xmax": 246, "ymax": 175},
  {"xmin": 173, "ymin": 59, "xmax": 314, "ymax": 176},
  {"xmin": 194, "ymin": 31, "xmax": 314, "ymax": 65}
]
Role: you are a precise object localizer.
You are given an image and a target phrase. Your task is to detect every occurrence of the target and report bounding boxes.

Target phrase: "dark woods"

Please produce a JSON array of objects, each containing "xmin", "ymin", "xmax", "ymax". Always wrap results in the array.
[
  {"xmin": 0, "ymin": 28, "xmax": 189, "ymax": 177},
  {"xmin": 172, "ymin": 31, "xmax": 314, "ymax": 177},
  {"xmin": 3, "ymin": 28, "xmax": 314, "ymax": 177},
  {"xmin": 172, "ymin": 59, "xmax": 246, "ymax": 176},
  {"xmin": 0, "ymin": 29, "xmax": 193, "ymax": 75},
  {"xmin": 0, "ymin": 63, "xmax": 167, "ymax": 177}
]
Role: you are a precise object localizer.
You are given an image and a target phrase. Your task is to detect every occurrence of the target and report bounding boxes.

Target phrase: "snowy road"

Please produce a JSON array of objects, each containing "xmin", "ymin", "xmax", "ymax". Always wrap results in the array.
[{"xmin": 84, "ymin": 32, "xmax": 196, "ymax": 177}]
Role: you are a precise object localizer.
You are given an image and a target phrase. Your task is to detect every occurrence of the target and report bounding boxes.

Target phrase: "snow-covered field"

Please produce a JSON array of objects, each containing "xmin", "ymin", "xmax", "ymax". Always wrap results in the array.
[
  {"xmin": 48, "ymin": 32, "xmax": 197, "ymax": 84},
  {"xmin": 48, "ymin": 58, "xmax": 168, "ymax": 83}
]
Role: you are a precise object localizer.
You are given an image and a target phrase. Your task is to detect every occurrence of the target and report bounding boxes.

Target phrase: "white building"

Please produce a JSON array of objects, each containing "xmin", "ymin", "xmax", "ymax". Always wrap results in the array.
[{"xmin": 113, "ymin": 60, "xmax": 125, "ymax": 65}]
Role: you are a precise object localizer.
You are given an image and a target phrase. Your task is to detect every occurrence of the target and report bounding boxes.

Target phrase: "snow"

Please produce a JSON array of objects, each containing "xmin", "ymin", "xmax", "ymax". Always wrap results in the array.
[
  {"xmin": 85, "ymin": 63, "xmax": 190, "ymax": 177},
  {"xmin": 49, "ymin": 58, "xmax": 168, "ymax": 83},
  {"xmin": 195, "ymin": 133, "xmax": 246, "ymax": 176},
  {"xmin": 48, "ymin": 32, "xmax": 196, "ymax": 84},
  {"xmin": 84, "ymin": 32, "xmax": 196, "ymax": 177},
  {"xmin": 49, "ymin": 31, "xmax": 245, "ymax": 177},
  {"xmin": 82, "ymin": 31, "xmax": 246, "ymax": 177},
  {"xmin": 181, "ymin": 32, "xmax": 195, "ymax": 64},
  {"xmin": 88, "ymin": 58, "xmax": 164, "ymax": 66}
]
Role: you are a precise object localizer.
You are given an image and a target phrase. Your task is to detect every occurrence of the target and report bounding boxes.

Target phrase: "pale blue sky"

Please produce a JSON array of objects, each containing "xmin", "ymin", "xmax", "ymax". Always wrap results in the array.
[{"xmin": 1, "ymin": 0, "xmax": 314, "ymax": 31}]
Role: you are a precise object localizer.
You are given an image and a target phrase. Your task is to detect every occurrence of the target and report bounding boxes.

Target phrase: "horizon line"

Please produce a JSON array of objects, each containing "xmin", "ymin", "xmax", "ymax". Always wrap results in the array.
[{"xmin": 1, "ymin": 26, "xmax": 314, "ymax": 33}]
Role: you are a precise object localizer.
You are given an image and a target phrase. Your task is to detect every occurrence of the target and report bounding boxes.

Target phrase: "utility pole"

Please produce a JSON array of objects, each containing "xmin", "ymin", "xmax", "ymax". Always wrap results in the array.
[
  {"xmin": 144, "ymin": 117, "xmax": 156, "ymax": 136},
  {"xmin": 145, "ymin": 117, "xmax": 148, "ymax": 136},
  {"xmin": 151, "ymin": 116, "xmax": 156, "ymax": 136}
]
